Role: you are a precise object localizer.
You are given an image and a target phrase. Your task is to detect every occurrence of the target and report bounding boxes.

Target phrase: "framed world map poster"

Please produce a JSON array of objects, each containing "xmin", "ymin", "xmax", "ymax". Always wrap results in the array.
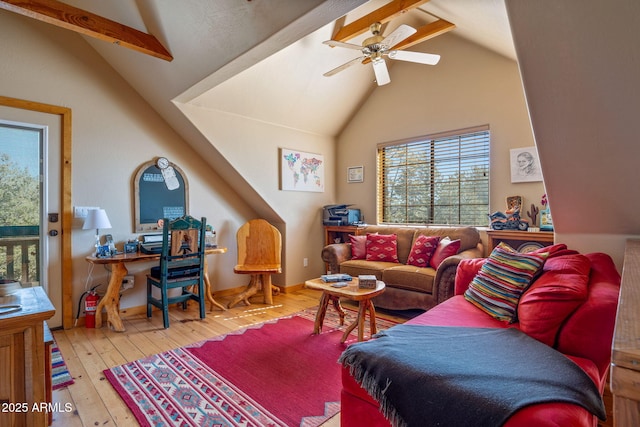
[{"xmin": 280, "ymin": 148, "xmax": 325, "ymax": 192}]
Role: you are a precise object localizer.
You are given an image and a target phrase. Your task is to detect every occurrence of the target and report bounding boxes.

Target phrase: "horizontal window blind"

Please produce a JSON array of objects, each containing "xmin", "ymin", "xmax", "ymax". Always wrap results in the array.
[{"xmin": 377, "ymin": 126, "xmax": 490, "ymax": 226}]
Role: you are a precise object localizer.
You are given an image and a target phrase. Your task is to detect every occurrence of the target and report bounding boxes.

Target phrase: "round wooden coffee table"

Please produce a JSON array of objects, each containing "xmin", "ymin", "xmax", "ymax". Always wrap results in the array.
[{"xmin": 305, "ymin": 277, "xmax": 386, "ymax": 343}]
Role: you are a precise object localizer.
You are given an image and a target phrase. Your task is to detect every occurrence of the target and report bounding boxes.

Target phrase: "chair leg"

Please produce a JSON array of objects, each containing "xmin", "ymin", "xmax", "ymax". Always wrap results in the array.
[
  {"xmin": 261, "ymin": 274, "xmax": 273, "ymax": 305},
  {"xmin": 197, "ymin": 279, "xmax": 206, "ymax": 320},
  {"xmin": 161, "ymin": 285, "xmax": 169, "ymax": 329},
  {"xmin": 146, "ymin": 280, "xmax": 152, "ymax": 319},
  {"xmin": 227, "ymin": 275, "xmax": 260, "ymax": 308}
]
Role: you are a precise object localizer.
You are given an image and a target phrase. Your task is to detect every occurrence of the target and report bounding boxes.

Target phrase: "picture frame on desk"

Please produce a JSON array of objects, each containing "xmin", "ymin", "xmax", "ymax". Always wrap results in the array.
[{"xmin": 124, "ymin": 242, "xmax": 139, "ymax": 254}]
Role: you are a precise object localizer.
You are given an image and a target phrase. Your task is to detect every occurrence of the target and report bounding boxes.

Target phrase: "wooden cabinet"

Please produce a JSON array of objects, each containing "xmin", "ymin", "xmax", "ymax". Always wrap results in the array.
[
  {"xmin": 324, "ymin": 225, "xmax": 361, "ymax": 246},
  {"xmin": 611, "ymin": 239, "xmax": 640, "ymax": 427},
  {"xmin": 486, "ymin": 230, "xmax": 554, "ymax": 254},
  {"xmin": 0, "ymin": 286, "xmax": 55, "ymax": 427}
]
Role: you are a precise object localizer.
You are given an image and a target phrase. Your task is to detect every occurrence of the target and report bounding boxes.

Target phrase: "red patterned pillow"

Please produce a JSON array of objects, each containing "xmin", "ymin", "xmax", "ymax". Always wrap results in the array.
[
  {"xmin": 365, "ymin": 234, "xmax": 399, "ymax": 263},
  {"xmin": 349, "ymin": 234, "xmax": 367, "ymax": 260},
  {"xmin": 429, "ymin": 237, "xmax": 461, "ymax": 269},
  {"xmin": 407, "ymin": 235, "xmax": 441, "ymax": 267}
]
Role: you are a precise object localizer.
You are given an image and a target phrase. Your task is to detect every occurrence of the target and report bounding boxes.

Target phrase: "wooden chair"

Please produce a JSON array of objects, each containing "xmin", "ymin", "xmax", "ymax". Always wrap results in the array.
[
  {"xmin": 228, "ymin": 219, "xmax": 282, "ymax": 308},
  {"xmin": 147, "ymin": 216, "xmax": 207, "ymax": 328}
]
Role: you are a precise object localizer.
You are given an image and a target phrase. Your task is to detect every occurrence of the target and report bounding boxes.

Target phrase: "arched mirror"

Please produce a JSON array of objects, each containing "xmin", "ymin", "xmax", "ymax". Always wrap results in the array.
[{"xmin": 133, "ymin": 158, "xmax": 189, "ymax": 232}]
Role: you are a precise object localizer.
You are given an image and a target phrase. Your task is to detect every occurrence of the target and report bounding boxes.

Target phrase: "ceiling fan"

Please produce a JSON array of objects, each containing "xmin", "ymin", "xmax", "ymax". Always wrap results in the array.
[{"xmin": 323, "ymin": 22, "xmax": 441, "ymax": 86}]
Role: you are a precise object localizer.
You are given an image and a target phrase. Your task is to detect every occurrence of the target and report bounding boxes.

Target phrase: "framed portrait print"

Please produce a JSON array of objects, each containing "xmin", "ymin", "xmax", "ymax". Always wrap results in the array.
[
  {"xmin": 347, "ymin": 166, "xmax": 364, "ymax": 183},
  {"xmin": 510, "ymin": 147, "xmax": 543, "ymax": 183}
]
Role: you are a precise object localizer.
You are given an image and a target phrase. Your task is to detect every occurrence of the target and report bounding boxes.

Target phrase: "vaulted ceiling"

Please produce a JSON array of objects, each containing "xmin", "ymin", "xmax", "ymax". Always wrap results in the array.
[
  {"xmin": 0, "ymin": 0, "xmax": 515, "ymax": 138},
  {"xmin": 4, "ymin": 0, "xmax": 639, "ymax": 243}
]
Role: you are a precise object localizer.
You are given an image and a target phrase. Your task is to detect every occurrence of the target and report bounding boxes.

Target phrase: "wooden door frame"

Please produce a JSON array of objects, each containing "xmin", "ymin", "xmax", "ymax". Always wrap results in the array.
[{"xmin": 0, "ymin": 96, "xmax": 73, "ymax": 329}]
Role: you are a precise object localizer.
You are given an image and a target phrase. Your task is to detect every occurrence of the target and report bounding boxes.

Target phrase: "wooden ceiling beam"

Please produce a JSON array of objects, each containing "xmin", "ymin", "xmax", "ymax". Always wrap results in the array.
[
  {"xmin": 362, "ymin": 19, "xmax": 455, "ymax": 64},
  {"xmin": 332, "ymin": 0, "xmax": 431, "ymax": 42},
  {"xmin": 0, "ymin": 0, "xmax": 172, "ymax": 61},
  {"xmin": 390, "ymin": 19, "xmax": 455, "ymax": 50}
]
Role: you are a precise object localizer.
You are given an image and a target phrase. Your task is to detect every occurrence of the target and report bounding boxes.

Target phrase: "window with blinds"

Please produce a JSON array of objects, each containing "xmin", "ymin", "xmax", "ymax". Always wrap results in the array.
[{"xmin": 377, "ymin": 126, "xmax": 490, "ymax": 226}]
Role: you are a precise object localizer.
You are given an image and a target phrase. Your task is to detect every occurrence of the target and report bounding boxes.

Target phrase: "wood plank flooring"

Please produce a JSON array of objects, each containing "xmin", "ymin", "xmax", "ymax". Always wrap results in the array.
[
  {"xmin": 49, "ymin": 287, "xmax": 407, "ymax": 427},
  {"xmin": 50, "ymin": 288, "xmax": 613, "ymax": 427}
]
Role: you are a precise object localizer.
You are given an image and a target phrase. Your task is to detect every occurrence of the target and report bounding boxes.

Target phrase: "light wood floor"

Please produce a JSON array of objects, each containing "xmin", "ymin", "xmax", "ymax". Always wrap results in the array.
[{"xmin": 50, "ymin": 288, "xmax": 408, "ymax": 427}]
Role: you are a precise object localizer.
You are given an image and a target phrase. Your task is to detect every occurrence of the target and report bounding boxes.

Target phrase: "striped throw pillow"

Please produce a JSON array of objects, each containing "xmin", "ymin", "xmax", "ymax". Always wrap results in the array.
[{"xmin": 464, "ymin": 242, "xmax": 548, "ymax": 322}]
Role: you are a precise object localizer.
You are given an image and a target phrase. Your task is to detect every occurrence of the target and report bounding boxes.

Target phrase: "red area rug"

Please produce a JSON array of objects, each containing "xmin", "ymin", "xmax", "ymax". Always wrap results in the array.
[{"xmin": 104, "ymin": 307, "xmax": 398, "ymax": 426}]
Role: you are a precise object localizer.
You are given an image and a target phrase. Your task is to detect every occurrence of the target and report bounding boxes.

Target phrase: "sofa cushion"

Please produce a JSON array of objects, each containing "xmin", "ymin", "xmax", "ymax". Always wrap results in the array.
[
  {"xmin": 366, "ymin": 234, "xmax": 399, "ymax": 263},
  {"xmin": 349, "ymin": 234, "xmax": 367, "ymax": 260},
  {"xmin": 429, "ymin": 237, "xmax": 461, "ymax": 268},
  {"xmin": 517, "ymin": 254, "xmax": 591, "ymax": 347},
  {"xmin": 340, "ymin": 260, "xmax": 393, "ymax": 280},
  {"xmin": 381, "ymin": 265, "xmax": 435, "ymax": 294},
  {"xmin": 407, "ymin": 235, "xmax": 440, "ymax": 267},
  {"xmin": 464, "ymin": 243, "xmax": 548, "ymax": 322}
]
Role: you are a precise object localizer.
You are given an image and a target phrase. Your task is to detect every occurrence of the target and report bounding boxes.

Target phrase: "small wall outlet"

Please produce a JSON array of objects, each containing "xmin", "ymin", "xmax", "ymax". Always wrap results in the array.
[
  {"xmin": 303, "ymin": 257, "xmax": 308, "ymax": 267},
  {"xmin": 74, "ymin": 206, "xmax": 100, "ymax": 218}
]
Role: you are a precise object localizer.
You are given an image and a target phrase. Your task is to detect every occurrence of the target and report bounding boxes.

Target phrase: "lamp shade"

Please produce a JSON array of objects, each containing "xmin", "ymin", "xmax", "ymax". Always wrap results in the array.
[{"xmin": 83, "ymin": 208, "xmax": 112, "ymax": 230}]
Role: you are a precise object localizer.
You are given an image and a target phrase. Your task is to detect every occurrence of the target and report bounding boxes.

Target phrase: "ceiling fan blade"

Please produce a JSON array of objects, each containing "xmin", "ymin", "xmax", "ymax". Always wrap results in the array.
[
  {"xmin": 388, "ymin": 50, "xmax": 441, "ymax": 65},
  {"xmin": 372, "ymin": 59, "xmax": 390, "ymax": 86},
  {"xmin": 380, "ymin": 24, "xmax": 417, "ymax": 50},
  {"xmin": 323, "ymin": 40, "xmax": 362, "ymax": 50},
  {"xmin": 323, "ymin": 56, "xmax": 366, "ymax": 77}
]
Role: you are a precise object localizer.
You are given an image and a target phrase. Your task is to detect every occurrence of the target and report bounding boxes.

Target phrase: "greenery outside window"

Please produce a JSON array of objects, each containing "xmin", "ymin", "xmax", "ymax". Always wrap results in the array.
[{"xmin": 377, "ymin": 125, "xmax": 490, "ymax": 226}]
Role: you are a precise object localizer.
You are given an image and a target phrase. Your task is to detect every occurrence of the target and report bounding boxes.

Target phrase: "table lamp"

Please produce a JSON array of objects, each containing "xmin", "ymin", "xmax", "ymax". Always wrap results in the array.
[{"xmin": 83, "ymin": 208, "xmax": 112, "ymax": 255}]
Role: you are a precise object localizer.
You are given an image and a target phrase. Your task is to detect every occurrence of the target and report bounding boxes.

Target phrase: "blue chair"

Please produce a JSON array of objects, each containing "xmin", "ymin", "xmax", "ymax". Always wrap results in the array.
[{"xmin": 147, "ymin": 216, "xmax": 207, "ymax": 328}]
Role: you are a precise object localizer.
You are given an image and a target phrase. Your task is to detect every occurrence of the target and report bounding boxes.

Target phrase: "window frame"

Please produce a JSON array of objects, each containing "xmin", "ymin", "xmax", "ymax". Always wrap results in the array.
[{"xmin": 377, "ymin": 125, "xmax": 490, "ymax": 226}]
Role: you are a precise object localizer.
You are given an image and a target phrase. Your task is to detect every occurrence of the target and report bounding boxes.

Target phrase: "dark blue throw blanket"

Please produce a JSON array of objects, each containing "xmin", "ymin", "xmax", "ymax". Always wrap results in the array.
[{"xmin": 339, "ymin": 325, "xmax": 605, "ymax": 427}]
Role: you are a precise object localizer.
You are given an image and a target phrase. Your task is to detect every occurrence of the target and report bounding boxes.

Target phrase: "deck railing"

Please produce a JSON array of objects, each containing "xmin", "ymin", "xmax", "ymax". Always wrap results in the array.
[{"xmin": 0, "ymin": 226, "xmax": 40, "ymax": 284}]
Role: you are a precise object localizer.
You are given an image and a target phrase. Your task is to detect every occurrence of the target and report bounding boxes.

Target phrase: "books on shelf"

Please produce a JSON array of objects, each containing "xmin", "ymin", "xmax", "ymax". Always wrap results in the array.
[{"xmin": 321, "ymin": 273, "xmax": 352, "ymax": 283}]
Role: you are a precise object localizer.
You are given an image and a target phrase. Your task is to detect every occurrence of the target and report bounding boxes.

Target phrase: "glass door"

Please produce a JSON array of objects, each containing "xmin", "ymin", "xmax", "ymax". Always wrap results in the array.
[
  {"xmin": 0, "ymin": 111, "xmax": 62, "ymax": 328},
  {"xmin": 0, "ymin": 123, "xmax": 43, "ymax": 285}
]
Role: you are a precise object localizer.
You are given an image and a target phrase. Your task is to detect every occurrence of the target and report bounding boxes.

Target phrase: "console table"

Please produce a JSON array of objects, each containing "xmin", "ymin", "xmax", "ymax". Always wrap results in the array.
[
  {"xmin": 486, "ymin": 229, "xmax": 554, "ymax": 254},
  {"xmin": 86, "ymin": 247, "xmax": 227, "ymax": 332},
  {"xmin": 0, "ymin": 286, "xmax": 55, "ymax": 427}
]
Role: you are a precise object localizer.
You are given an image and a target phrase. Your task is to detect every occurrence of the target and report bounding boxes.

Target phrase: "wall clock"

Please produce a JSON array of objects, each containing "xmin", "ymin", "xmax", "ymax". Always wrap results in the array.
[{"xmin": 156, "ymin": 157, "xmax": 180, "ymax": 190}]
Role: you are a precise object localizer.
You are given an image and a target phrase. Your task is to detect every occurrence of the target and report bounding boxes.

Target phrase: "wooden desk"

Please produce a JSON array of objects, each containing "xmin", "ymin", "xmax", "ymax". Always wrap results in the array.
[
  {"xmin": 0, "ymin": 286, "xmax": 55, "ymax": 427},
  {"xmin": 611, "ymin": 239, "xmax": 640, "ymax": 426},
  {"xmin": 305, "ymin": 278, "xmax": 385, "ymax": 343},
  {"xmin": 85, "ymin": 247, "xmax": 227, "ymax": 332}
]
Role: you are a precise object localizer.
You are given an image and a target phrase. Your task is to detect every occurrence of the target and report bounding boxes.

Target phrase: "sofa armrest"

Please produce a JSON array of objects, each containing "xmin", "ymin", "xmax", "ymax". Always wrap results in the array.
[
  {"xmin": 321, "ymin": 243, "xmax": 352, "ymax": 274},
  {"xmin": 433, "ymin": 243, "xmax": 484, "ymax": 303}
]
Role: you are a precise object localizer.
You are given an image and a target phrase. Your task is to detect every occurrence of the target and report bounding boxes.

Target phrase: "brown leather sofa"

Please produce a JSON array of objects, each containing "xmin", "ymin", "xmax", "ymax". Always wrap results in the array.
[{"xmin": 321, "ymin": 225, "xmax": 482, "ymax": 311}]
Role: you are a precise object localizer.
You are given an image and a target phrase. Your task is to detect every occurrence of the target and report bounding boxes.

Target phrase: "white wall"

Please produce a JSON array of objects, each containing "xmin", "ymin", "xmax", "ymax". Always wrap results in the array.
[
  {"xmin": 336, "ymin": 34, "xmax": 545, "ymax": 231},
  {"xmin": 0, "ymin": 12, "xmax": 256, "ymax": 314},
  {"xmin": 176, "ymin": 103, "xmax": 335, "ymax": 283}
]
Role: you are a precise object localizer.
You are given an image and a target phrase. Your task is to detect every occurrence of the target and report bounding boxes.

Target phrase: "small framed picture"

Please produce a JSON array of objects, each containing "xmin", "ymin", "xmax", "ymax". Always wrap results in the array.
[
  {"xmin": 124, "ymin": 242, "xmax": 139, "ymax": 254},
  {"xmin": 510, "ymin": 147, "xmax": 543, "ymax": 183},
  {"xmin": 347, "ymin": 166, "xmax": 364, "ymax": 183}
]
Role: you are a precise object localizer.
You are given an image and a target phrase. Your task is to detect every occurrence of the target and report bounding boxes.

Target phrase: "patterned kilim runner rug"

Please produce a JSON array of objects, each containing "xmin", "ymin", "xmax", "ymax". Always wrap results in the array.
[
  {"xmin": 52, "ymin": 341, "xmax": 75, "ymax": 390},
  {"xmin": 104, "ymin": 306, "xmax": 399, "ymax": 427}
]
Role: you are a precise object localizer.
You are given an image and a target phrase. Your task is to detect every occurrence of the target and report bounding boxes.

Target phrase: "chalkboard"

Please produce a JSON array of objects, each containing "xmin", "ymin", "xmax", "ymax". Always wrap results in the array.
[{"xmin": 134, "ymin": 160, "xmax": 189, "ymax": 232}]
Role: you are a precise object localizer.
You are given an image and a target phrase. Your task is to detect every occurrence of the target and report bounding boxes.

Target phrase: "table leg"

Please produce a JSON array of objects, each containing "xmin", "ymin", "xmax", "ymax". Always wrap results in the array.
[
  {"xmin": 202, "ymin": 258, "xmax": 226, "ymax": 311},
  {"xmin": 314, "ymin": 292, "xmax": 330, "ymax": 334},
  {"xmin": 95, "ymin": 262, "xmax": 127, "ymax": 332},
  {"xmin": 341, "ymin": 298, "xmax": 373, "ymax": 343},
  {"xmin": 368, "ymin": 300, "xmax": 377, "ymax": 336},
  {"xmin": 330, "ymin": 295, "xmax": 346, "ymax": 326},
  {"xmin": 357, "ymin": 299, "xmax": 370, "ymax": 342}
]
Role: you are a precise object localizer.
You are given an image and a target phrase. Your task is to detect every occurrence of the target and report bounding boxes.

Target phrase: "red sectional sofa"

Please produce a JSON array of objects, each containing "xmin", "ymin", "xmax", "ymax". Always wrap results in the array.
[{"xmin": 340, "ymin": 245, "xmax": 621, "ymax": 427}]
